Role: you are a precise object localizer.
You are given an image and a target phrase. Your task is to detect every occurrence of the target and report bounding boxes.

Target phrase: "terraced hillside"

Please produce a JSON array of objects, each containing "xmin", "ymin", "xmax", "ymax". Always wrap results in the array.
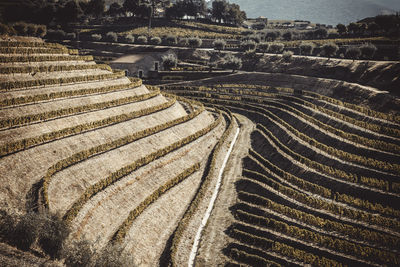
[
  {"xmin": 0, "ymin": 38, "xmax": 238, "ymax": 265},
  {"xmin": 162, "ymin": 83, "xmax": 400, "ymax": 266}
]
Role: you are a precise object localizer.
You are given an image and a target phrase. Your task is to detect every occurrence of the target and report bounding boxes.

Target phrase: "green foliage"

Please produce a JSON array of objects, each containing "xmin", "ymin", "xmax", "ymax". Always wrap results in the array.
[
  {"xmin": 124, "ymin": 34, "xmax": 135, "ymax": 44},
  {"xmin": 322, "ymin": 42, "xmax": 339, "ymax": 58},
  {"xmin": 164, "ymin": 35, "xmax": 177, "ymax": 45},
  {"xmin": 12, "ymin": 213, "xmax": 40, "ymax": 251},
  {"xmin": 240, "ymin": 40, "xmax": 257, "ymax": 52},
  {"xmin": 162, "ymin": 54, "xmax": 178, "ymax": 70},
  {"xmin": 269, "ymin": 42, "xmax": 285, "ymax": 54},
  {"xmin": 258, "ymin": 42, "xmax": 269, "ymax": 54},
  {"xmin": 38, "ymin": 213, "xmax": 69, "ymax": 259},
  {"xmin": 106, "ymin": 32, "xmax": 118, "ymax": 42},
  {"xmin": 149, "ymin": 36, "xmax": 162, "ymax": 45},
  {"xmin": 360, "ymin": 43, "xmax": 377, "ymax": 59},
  {"xmin": 213, "ymin": 39, "xmax": 226, "ymax": 51},
  {"xmin": 136, "ymin": 35, "xmax": 148, "ymax": 44},
  {"xmin": 345, "ymin": 46, "xmax": 361, "ymax": 60},
  {"xmin": 91, "ymin": 34, "xmax": 102, "ymax": 41},
  {"xmin": 222, "ymin": 53, "xmax": 242, "ymax": 72},
  {"xmin": 282, "ymin": 50, "xmax": 293, "ymax": 62},
  {"xmin": 63, "ymin": 239, "xmax": 94, "ymax": 267},
  {"xmin": 299, "ymin": 42, "xmax": 315, "ymax": 55},
  {"xmin": 188, "ymin": 36, "xmax": 203, "ymax": 48}
]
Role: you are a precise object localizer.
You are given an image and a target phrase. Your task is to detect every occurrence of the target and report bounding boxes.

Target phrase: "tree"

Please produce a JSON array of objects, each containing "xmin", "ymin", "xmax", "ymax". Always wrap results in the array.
[
  {"xmin": 314, "ymin": 28, "xmax": 327, "ymax": 39},
  {"xmin": 213, "ymin": 39, "xmax": 226, "ymax": 51},
  {"xmin": 336, "ymin": 24, "xmax": 347, "ymax": 35},
  {"xmin": 165, "ymin": 2, "xmax": 186, "ymax": 19},
  {"xmin": 38, "ymin": 213, "xmax": 70, "ymax": 259},
  {"xmin": 322, "ymin": 42, "xmax": 339, "ymax": 59},
  {"xmin": 360, "ymin": 43, "xmax": 377, "ymax": 60},
  {"xmin": 162, "ymin": 54, "xmax": 178, "ymax": 70},
  {"xmin": 123, "ymin": 0, "xmax": 140, "ymax": 15},
  {"xmin": 241, "ymin": 40, "xmax": 257, "ymax": 52},
  {"xmin": 87, "ymin": 0, "xmax": 105, "ymax": 17},
  {"xmin": 222, "ymin": 53, "xmax": 242, "ymax": 73},
  {"xmin": 348, "ymin": 22, "xmax": 358, "ymax": 34},
  {"xmin": 165, "ymin": 35, "xmax": 177, "ymax": 45},
  {"xmin": 226, "ymin": 3, "xmax": 246, "ymax": 26},
  {"xmin": 269, "ymin": 42, "xmax": 285, "ymax": 54},
  {"xmin": 282, "ymin": 31, "xmax": 292, "ymax": 41},
  {"xmin": 212, "ymin": 0, "xmax": 228, "ymax": 23},
  {"xmin": 188, "ymin": 36, "xmax": 202, "ymax": 48},
  {"xmin": 107, "ymin": 2, "xmax": 123, "ymax": 16},
  {"xmin": 282, "ymin": 50, "xmax": 294, "ymax": 62},
  {"xmin": 345, "ymin": 46, "xmax": 361, "ymax": 61},
  {"xmin": 299, "ymin": 42, "xmax": 315, "ymax": 56},
  {"xmin": 258, "ymin": 42, "xmax": 269, "ymax": 55},
  {"xmin": 57, "ymin": 0, "xmax": 83, "ymax": 24},
  {"xmin": 368, "ymin": 22, "xmax": 379, "ymax": 35},
  {"xmin": 265, "ymin": 31, "xmax": 278, "ymax": 41}
]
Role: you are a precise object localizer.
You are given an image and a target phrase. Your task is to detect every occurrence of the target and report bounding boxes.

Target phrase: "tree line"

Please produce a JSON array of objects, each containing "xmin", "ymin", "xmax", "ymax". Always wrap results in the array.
[{"xmin": 1, "ymin": 0, "xmax": 246, "ymax": 27}]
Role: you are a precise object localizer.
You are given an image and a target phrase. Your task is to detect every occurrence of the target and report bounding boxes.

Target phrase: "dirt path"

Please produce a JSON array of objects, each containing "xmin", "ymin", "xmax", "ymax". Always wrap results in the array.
[{"xmin": 195, "ymin": 114, "xmax": 255, "ymax": 266}]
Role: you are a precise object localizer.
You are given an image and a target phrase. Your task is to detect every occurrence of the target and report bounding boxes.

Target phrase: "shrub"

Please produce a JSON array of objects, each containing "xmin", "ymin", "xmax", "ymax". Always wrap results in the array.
[
  {"xmin": 322, "ymin": 42, "xmax": 339, "ymax": 59},
  {"xmin": 360, "ymin": 43, "xmax": 377, "ymax": 59},
  {"xmin": 282, "ymin": 31, "xmax": 292, "ymax": 41},
  {"xmin": 63, "ymin": 239, "xmax": 94, "ymax": 267},
  {"xmin": 241, "ymin": 40, "xmax": 257, "ymax": 52},
  {"xmin": 213, "ymin": 39, "xmax": 226, "ymax": 51},
  {"xmin": 0, "ymin": 24, "xmax": 16, "ymax": 36},
  {"xmin": 165, "ymin": 35, "xmax": 177, "ymax": 45},
  {"xmin": 249, "ymin": 34, "xmax": 261, "ymax": 43},
  {"xmin": 91, "ymin": 33, "xmax": 102, "ymax": 41},
  {"xmin": 149, "ymin": 36, "xmax": 162, "ymax": 45},
  {"xmin": 94, "ymin": 244, "xmax": 133, "ymax": 267},
  {"xmin": 178, "ymin": 37, "xmax": 188, "ymax": 46},
  {"xmin": 299, "ymin": 42, "xmax": 315, "ymax": 55},
  {"xmin": 345, "ymin": 46, "xmax": 361, "ymax": 61},
  {"xmin": 252, "ymin": 22, "xmax": 266, "ymax": 30},
  {"xmin": 162, "ymin": 54, "xmax": 178, "ymax": 70},
  {"xmin": 188, "ymin": 36, "xmax": 202, "ymax": 48},
  {"xmin": 12, "ymin": 22, "xmax": 28, "ymax": 36},
  {"xmin": 243, "ymin": 30, "xmax": 254, "ymax": 35},
  {"xmin": 12, "ymin": 213, "xmax": 40, "ymax": 251},
  {"xmin": 106, "ymin": 31, "xmax": 118, "ymax": 42},
  {"xmin": 66, "ymin": 32, "xmax": 76, "ymax": 40},
  {"xmin": 282, "ymin": 50, "xmax": 294, "ymax": 62},
  {"xmin": 26, "ymin": 24, "xmax": 37, "ymax": 36},
  {"xmin": 269, "ymin": 42, "xmax": 285, "ymax": 54},
  {"xmin": 46, "ymin": 29, "xmax": 66, "ymax": 40},
  {"xmin": 124, "ymin": 34, "xmax": 135, "ymax": 43},
  {"xmin": 0, "ymin": 210, "xmax": 16, "ymax": 242},
  {"xmin": 222, "ymin": 53, "xmax": 242, "ymax": 73},
  {"xmin": 136, "ymin": 35, "xmax": 148, "ymax": 44},
  {"xmin": 258, "ymin": 42, "xmax": 270, "ymax": 54},
  {"xmin": 38, "ymin": 213, "xmax": 70, "ymax": 259},
  {"xmin": 36, "ymin": 25, "xmax": 47, "ymax": 38}
]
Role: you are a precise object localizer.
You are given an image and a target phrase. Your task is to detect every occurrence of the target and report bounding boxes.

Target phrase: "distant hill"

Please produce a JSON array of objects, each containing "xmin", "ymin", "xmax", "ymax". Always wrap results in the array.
[{"xmin": 229, "ymin": 0, "xmax": 400, "ymax": 25}]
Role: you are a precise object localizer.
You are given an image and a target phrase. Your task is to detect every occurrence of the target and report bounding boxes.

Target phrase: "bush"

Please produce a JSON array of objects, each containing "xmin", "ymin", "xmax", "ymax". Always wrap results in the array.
[
  {"xmin": 222, "ymin": 53, "xmax": 242, "ymax": 73},
  {"xmin": 0, "ymin": 24, "xmax": 16, "ymax": 36},
  {"xmin": 63, "ymin": 239, "xmax": 94, "ymax": 267},
  {"xmin": 188, "ymin": 36, "xmax": 202, "ymax": 48},
  {"xmin": 12, "ymin": 213, "xmax": 40, "ymax": 251},
  {"xmin": 165, "ymin": 35, "xmax": 177, "ymax": 45},
  {"xmin": 124, "ymin": 34, "xmax": 135, "ymax": 43},
  {"xmin": 241, "ymin": 40, "xmax": 257, "ymax": 52},
  {"xmin": 282, "ymin": 50, "xmax": 294, "ymax": 62},
  {"xmin": 258, "ymin": 42, "xmax": 270, "ymax": 54},
  {"xmin": 345, "ymin": 46, "xmax": 361, "ymax": 61},
  {"xmin": 36, "ymin": 25, "xmax": 47, "ymax": 38},
  {"xmin": 149, "ymin": 36, "xmax": 162, "ymax": 45},
  {"xmin": 213, "ymin": 39, "xmax": 226, "ymax": 51},
  {"xmin": 66, "ymin": 32, "xmax": 76, "ymax": 40},
  {"xmin": 252, "ymin": 22, "xmax": 266, "ymax": 30},
  {"xmin": 269, "ymin": 42, "xmax": 285, "ymax": 54},
  {"xmin": 38, "ymin": 213, "xmax": 70, "ymax": 259},
  {"xmin": 0, "ymin": 210, "xmax": 16, "ymax": 242},
  {"xmin": 136, "ymin": 35, "xmax": 147, "ymax": 44},
  {"xmin": 178, "ymin": 37, "xmax": 188, "ymax": 46},
  {"xmin": 12, "ymin": 22, "xmax": 28, "ymax": 36},
  {"xmin": 26, "ymin": 24, "xmax": 37, "ymax": 37},
  {"xmin": 282, "ymin": 31, "xmax": 292, "ymax": 41},
  {"xmin": 94, "ymin": 244, "xmax": 133, "ymax": 267},
  {"xmin": 299, "ymin": 42, "xmax": 315, "ymax": 55},
  {"xmin": 162, "ymin": 54, "xmax": 178, "ymax": 70},
  {"xmin": 249, "ymin": 34, "xmax": 261, "ymax": 43},
  {"xmin": 46, "ymin": 29, "xmax": 66, "ymax": 40},
  {"xmin": 106, "ymin": 32, "xmax": 118, "ymax": 42},
  {"xmin": 91, "ymin": 33, "xmax": 102, "ymax": 41},
  {"xmin": 360, "ymin": 43, "xmax": 377, "ymax": 59},
  {"xmin": 322, "ymin": 42, "xmax": 339, "ymax": 59}
]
